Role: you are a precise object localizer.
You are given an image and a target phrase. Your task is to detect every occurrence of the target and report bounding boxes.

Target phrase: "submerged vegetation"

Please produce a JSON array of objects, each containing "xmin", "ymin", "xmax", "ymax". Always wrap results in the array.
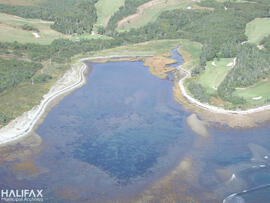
[{"xmin": 1, "ymin": 0, "xmax": 270, "ymax": 126}]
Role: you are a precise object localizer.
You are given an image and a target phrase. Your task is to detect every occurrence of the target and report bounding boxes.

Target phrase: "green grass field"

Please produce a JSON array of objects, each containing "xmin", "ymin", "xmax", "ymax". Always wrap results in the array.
[
  {"xmin": 117, "ymin": 0, "xmax": 210, "ymax": 32},
  {"xmin": 233, "ymin": 78, "xmax": 270, "ymax": 104},
  {"xmin": 245, "ymin": 18, "xmax": 270, "ymax": 45},
  {"xmin": 95, "ymin": 0, "xmax": 125, "ymax": 26},
  {"xmin": 76, "ymin": 39, "xmax": 201, "ymax": 61},
  {"xmin": 177, "ymin": 39, "xmax": 202, "ymax": 70},
  {"xmin": 83, "ymin": 39, "xmax": 185, "ymax": 57},
  {"xmin": 0, "ymin": 13, "xmax": 111, "ymax": 44},
  {"xmin": 197, "ymin": 58, "xmax": 233, "ymax": 95},
  {"xmin": 0, "ymin": 13, "xmax": 64, "ymax": 44}
]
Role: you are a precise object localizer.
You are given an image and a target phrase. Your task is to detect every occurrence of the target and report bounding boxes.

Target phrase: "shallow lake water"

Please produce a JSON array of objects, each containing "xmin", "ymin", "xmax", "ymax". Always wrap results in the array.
[{"xmin": 0, "ymin": 50, "xmax": 270, "ymax": 202}]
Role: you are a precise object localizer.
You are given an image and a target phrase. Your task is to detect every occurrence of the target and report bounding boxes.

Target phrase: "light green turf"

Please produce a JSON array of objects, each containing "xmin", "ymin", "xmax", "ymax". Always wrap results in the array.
[
  {"xmin": 117, "ymin": 0, "xmax": 210, "ymax": 32},
  {"xmin": 233, "ymin": 78, "xmax": 270, "ymax": 104},
  {"xmin": 75, "ymin": 39, "xmax": 201, "ymax": 60},
  {"xmin": 246, "ymin": 18, "xmax": 270, "ymax": 45},
  {"xmin": 197, "ymin": 58, "xmax": 233, "ymax": 95},
  {"xmin": 0, "ymin": 12, "xmax": 111, "ymax": 44},
  {"xmin": 95, "ymin": 0, "xmax": 125, "ymax": 26},
  {"xmin": 0, "ymin": 12, "xmax": 65, "ymax": 44}
]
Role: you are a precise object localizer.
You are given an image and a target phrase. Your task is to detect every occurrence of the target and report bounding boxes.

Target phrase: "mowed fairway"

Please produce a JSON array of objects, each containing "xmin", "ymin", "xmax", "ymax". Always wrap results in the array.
[
  {"xmin": 95, "ymin": 0, "xmax": 125, "ymax": 26},
  {"xmin": 117, "ymin": 0, "xmax": 211, "ymax": 31},
  {"xmin": 197, "ymin": 58, "xmax": 233, "ymax": 95},
  {"xmin": 0, "ymin": 13, "xmax": 111, "ymax": 44},
  {"xmin": 0, "ymin": 13, "xmax": 64, "ymax": 44},
  {"xmin": 233, "ymin": 78, "xmax": 270, "ymax": 104},
  {"xmin": 246, "ymin": 18, "xmax": 270, "ymax": 45}
]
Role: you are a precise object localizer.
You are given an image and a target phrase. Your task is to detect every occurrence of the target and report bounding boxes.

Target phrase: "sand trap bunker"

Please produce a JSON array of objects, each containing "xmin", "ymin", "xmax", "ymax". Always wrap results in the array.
[
  {"xmin": 32, "ymin": 32, "xmax": 40, "ymax": 38},
  {"xmin": 252, "ymin": 96, "xmax": 262, "ymax": 100},
  {"xmin": 212, "ymin": 61, "xmax": 216, "ymax": 66},
  {"xmin": 227, "ymin": 62, "xmax": 234, "ymax": 67}
]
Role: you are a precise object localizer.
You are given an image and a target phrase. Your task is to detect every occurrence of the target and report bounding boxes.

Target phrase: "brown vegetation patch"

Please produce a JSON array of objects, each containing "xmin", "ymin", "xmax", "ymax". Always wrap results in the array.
[
  {"xmin": 211, "ymin": 96, "xmax": 227, "ymax": 107},
  {"xmin": 55, "ymin": 187, "xmax": 82, "ymax": 201},
  {"xmin": 144, "ymin": 56, "xmax": 176, "ymax": 79},
  {"xmin": 0, "ymin": 132, "xmax": 42, "ymax": 164},
  {"xmin": 12, "ymin": 160, "xmax": 39, "ymax": 174}
]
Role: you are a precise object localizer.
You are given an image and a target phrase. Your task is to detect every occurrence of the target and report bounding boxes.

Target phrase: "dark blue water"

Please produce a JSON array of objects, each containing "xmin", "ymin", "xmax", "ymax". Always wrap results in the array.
[
  {"xmin": 169, "ymin": 48, "xmax": 183, "ymax": 67},
  {"xmin": 0, "ymin": 50, "xmax": 270, "ymax": 202}
]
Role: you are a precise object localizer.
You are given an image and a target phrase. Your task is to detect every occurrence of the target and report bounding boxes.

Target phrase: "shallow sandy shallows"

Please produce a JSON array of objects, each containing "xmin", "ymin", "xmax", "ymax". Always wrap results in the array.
[{"xmin": 187, "ymin": 114, "xmax": 210, "ymax": 138}]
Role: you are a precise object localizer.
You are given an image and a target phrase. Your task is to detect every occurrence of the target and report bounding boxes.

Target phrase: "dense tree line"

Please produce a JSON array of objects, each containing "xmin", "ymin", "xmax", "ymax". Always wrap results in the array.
[
  {"xmin": 261, "ymin": 35, "xmax": 270, "ymax": 50},
  {"xmin": 187, "ymin": 81, "xmax": 210, "ymax": 103},
  {"xmin": 218, "ymin": 44, "xmax": 270, "ymax": 104},
  {"xmin": 105, "ymin": 0, "xmax": 151, "ymax": 33},
  {"xmin": 0, "ymin": 0, "xmax": 98, "ymax": 34},
  {"xmin": 0, "ymin": 58, "xmax": 42, "ymax": 92},
  {"xmin": 22, "ymin": 24, "xmax": 39, "ymax": 32}
]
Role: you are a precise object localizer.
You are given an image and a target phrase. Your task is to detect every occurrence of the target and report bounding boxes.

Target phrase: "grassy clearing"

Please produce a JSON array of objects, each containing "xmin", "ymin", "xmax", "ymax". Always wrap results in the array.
[
  {"xmin": 95, "ymin": 0, "xmax": 125, "ymax": 26},
  {"xmin": 81, "ymin": 39, "xmax": 186, "ymax": 58},
  {"xmin": 0, "ymin": 13, "xmax": 111, "ymax": 45},
  {"xmin": 246, "ymin": 18, "xmax": 270, "ymax": 45},
  {"xmin": 197, "ymin": 58, "xmax": 233, "ymax": 95},
  {"xmin": 177, "ymin": 39, "xmax": 202, "ymax": 70},
  {"xmin": 117, "ymin": 0, "xmax": 210, "ymax": 31},
  {"xmin": 0, "ymin": 13, "xmax": 63, "ymax": 44},
  {"xmin": 233, "ymin": 77, "xmax": 270, "ymax": 104}
]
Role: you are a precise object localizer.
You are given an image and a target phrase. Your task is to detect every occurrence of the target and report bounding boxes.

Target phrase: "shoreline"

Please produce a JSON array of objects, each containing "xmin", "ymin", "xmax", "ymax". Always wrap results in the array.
[
  {"xmin": 1, "ymin": 50, "xmax": 270, "ymax": 146},
  {"xmin": 177, "ymin": 65, "xmax": 270, "ymax": 115},
  {"xmin": 0, "ymin": 63, "xmax": 88, "ymax": 146},
  {"xmin": 0, "ymin": 55, "xmax": 152, "ymax": 146}
]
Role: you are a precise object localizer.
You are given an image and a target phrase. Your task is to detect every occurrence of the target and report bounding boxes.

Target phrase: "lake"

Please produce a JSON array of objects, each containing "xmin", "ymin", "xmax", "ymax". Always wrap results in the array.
[{"xmin": 0, "ymin": 50, "xmax": 270, "ymax": 202}]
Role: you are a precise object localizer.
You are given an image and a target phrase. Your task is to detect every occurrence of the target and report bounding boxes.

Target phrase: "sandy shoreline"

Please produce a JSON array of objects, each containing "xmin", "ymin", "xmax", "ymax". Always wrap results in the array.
[{"xmin": 0, "ymin": 55, "xmax": 152, "ymax": 146}]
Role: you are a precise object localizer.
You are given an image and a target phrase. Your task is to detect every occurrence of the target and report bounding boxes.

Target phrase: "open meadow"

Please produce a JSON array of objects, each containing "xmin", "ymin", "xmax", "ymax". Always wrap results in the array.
[
  {"xmin": 0, "ymin": 12, "xmax": 111, "ymax": 45},
  {"xmin": 117, "ymin": 0, "xmax": 211, "ymax": 31},
  {"xmin": 197, "ymin": 58, "xmax": 234, "ymax": 95},
  {"xmin": 95, "ymin": 0, "xmax": 125, "ymax": 27},
  {"xmin": 246, "ymin": 18, "xmax": 270, "ymax": 45},
  {"xmin": 233, "ymin": 77, "xmax": 270, "ymax": 104},
  {"xmin": 0, "ymin": 13, "xmax": 63, "ymax": 44}
]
